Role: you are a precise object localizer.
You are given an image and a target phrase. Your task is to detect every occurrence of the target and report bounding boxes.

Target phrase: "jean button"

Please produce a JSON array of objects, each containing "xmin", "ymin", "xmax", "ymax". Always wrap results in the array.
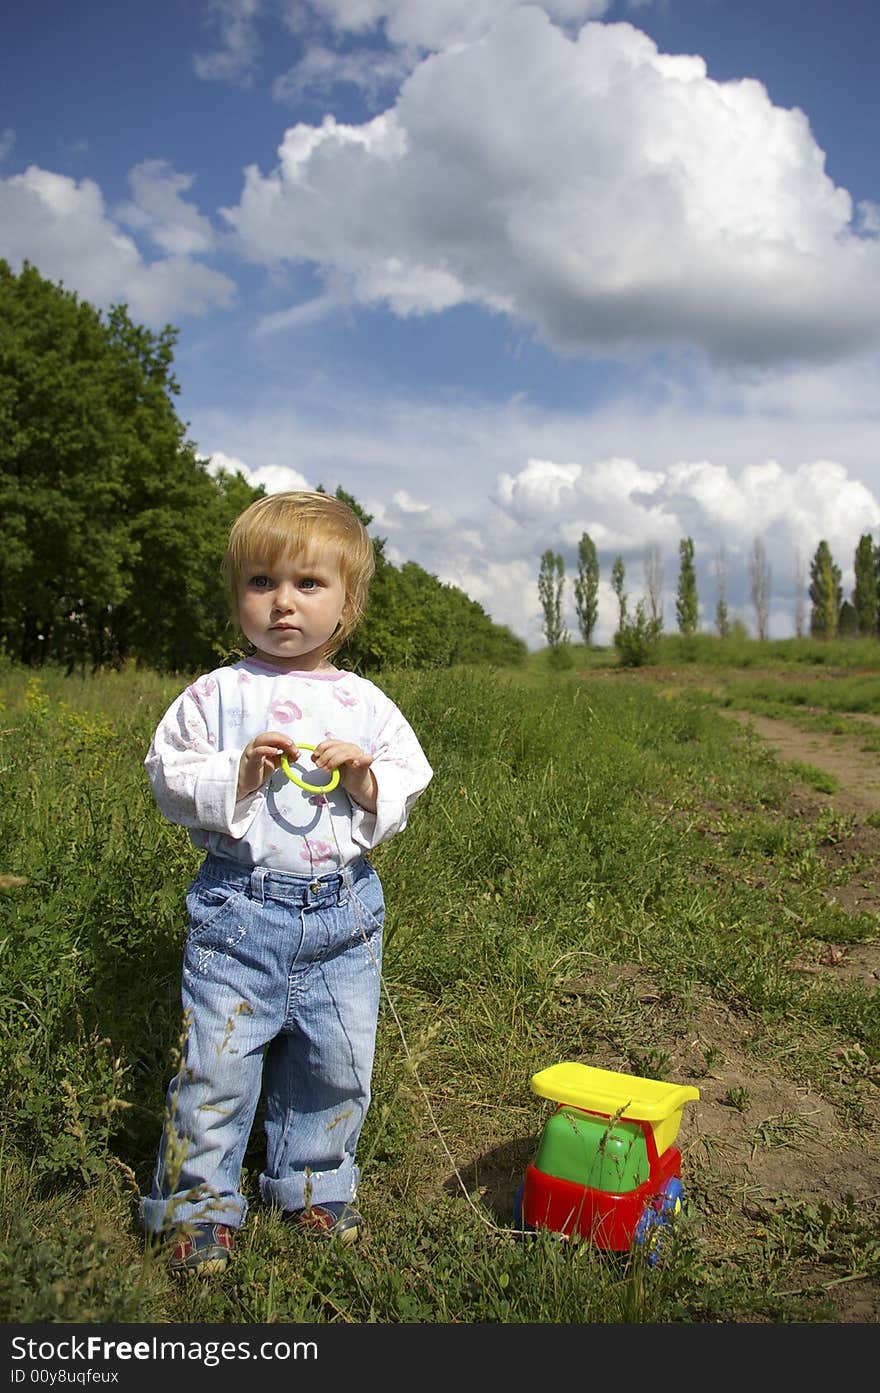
[{"xmin": 309, "ymin": 880, "xmax": 322, "ymax": 894}]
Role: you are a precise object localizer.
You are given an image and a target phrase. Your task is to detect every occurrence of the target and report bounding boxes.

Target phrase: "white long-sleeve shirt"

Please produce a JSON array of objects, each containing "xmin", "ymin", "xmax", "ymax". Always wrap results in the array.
[{"xmin": 145, "ymin": 658, "xmax": 433, "ymax": 874}]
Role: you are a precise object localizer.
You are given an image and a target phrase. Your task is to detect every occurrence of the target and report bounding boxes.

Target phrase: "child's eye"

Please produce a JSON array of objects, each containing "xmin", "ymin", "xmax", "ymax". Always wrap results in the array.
[
  {"xmin": 249, "ymin": 575, "xmax": 272, "ymax": 589},
  {"xmin": 299, "ymin": 578, "xmax": 318, "ymax": 591}
]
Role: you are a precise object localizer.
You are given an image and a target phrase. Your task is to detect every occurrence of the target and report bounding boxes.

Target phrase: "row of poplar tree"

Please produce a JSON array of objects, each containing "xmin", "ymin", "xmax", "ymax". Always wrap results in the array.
[
  {"xmin": 0, "ymin": 260, "xmax": 526, "ymax": 674},
  {"xmin": 538, "ymin": 532, "xmax": 880, "ymax": 651}
]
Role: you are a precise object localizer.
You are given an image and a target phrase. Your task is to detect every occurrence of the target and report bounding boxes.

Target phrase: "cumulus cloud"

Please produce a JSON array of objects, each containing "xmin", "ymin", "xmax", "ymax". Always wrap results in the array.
[
  {"xmin": 116, "ymin": 160, "xmax": 218, "ymax": 257},
  {"xmin": 303, "ymin": 0, "xmax": 613, "ymax": 50},
  {"xmin": 206, "ymin": 449, "xmax": 311, "ymax": 495},
  {"xmin": 221, "ymin": 10, "xmax": 880, "ymax": 367},
  {"xmin": 189, "ymin": 358, "xmax": 880, "ymax": 648},
  {"xmin": 492, "ymin": 451, "xmax": 880, "ymax": 640},
  {"xmin": 0, "ymin": 165, "xmax": 235, "ymax": 324},
  {"xmin": 273, "ymin": 1, "xmax": 615, "ymax": 105},
  {"xmin": 372, "ymin": 447, "xmax": 880, "ymax": 643}
]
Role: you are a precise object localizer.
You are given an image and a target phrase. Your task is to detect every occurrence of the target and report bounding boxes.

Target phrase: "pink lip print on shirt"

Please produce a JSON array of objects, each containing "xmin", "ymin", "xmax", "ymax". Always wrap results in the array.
[
  {"xmin": 300, "ymin": 840, "xmax": 335, "ymax": 867},
  {"xmin": 269, "ymin": 700, "xmax": 303, "ymax": 724}
]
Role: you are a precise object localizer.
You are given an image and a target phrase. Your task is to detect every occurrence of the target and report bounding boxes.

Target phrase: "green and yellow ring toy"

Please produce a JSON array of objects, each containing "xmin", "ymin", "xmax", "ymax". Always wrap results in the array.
[{"xmin": 280, "ymin": 744, "xmax": 340, "ymax": 795}]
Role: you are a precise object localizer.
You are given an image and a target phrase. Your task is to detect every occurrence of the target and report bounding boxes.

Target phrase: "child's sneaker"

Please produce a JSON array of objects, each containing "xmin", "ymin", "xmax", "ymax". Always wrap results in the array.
[
  {"xmin": 285, "ymin": 1201, "xmax": 362, "ymax": 1245},
  {"xmin": 165, "ymin": 1223, "xmax": 234, "ymax": 1276}
]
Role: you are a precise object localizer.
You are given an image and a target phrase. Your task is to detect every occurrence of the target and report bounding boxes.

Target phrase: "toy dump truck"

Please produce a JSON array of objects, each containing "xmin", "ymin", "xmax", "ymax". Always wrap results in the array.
[{"xmin": 514, "ymin": 1062, "xmax": 699, "ymax": 1261}]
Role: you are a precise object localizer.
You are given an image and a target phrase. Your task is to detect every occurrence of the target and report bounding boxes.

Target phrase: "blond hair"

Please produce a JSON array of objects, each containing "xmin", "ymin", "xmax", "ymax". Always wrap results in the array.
[{"xmin": 222, "ymin": 491, "xmax": 375, "ymax": 658}]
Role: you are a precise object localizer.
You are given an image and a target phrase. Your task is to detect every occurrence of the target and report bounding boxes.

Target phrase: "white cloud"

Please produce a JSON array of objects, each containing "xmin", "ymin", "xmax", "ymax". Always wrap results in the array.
[
  {"xmin": 221, "ymin": 11, "xmax": 880, "ymax": 367},
  {"xmin": 0, "ymin": 165, "xmax": 235, "ymax": 324},
  {"xmin": 203, "ymin": 449, "xmax": 252, "ymax": 476},
  {"xmin": 492, "ymin": 451, "xmax": 880, "ymax": 640},
  {"xmin": 496, "ymin": 458, "xmax": 582, "ymax": 515},
  {"xmin": 304, "ymin": 0, "xmax": 613, "ymax": 50},
  {"xmin": 253, "ymin": 290, "xmax": 342, "ymax": 336},
  {"xmin": 391, "ymin": 489, "xmax": 431, "ymax": 515},
  {"xmin": 207, "ymin": 449, "xmax": 311, "ymax": 495},
  {"xmin": 190, "ymin": 370, "xmax": 880, "ymax": 648},
  {"xmin": 858, "ymin": 200, "xmax": 880, "ymax": 236},
  {"xmin": 272, "ymin": 44, "xmax": 410, "ymax": 105},
  {"xmin": 116, "ymin": 160, "xmax": 217, "ymax": 258},
  {"xmin": 193, "ymin": 0, "xmax": 262, "ymax": 85},
  {"xmin": 0, "ymin": 128, "xmax": 15, "ymax": 163}
]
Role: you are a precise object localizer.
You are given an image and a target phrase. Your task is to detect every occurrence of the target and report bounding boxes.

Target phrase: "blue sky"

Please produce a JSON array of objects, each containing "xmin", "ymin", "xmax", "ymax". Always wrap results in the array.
[{"xmin": 4, "ymin": 0, "xmax": 880, "ymax": 646}]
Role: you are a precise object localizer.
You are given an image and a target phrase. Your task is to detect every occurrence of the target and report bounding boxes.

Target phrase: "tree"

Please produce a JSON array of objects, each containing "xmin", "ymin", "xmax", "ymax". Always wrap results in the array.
[
  {"xmin": 714, "ymin": 544, "xmax": 730, "ymax": 638},
  {"xmin": 793, "ymin": 549, "xmax": 807, "ymax": 639},
  {"xmin": 346, "ymin": 552, "xmax": 525, "ymax": 671},
  {"xmin": 749, "ymin": 536, "xmax": 771, "ymax": 640},
  {"xmin": 610, "ymin": 555, "xmax": 627, "ymax": 634},
  {"xmin": 122, "ymin": 462, "xmax": 262, "ymax": 672},
  {"xmin": 0, "ymin": 263, "xmax": 526, "ymax": 674},
  {"xmin": 675, "ymin": 537, "xmax": 698, "ymax": 636},
  {"xmin": 643, "ymin": 543, "xmax": 664, "ymax": 627},
  {"xmin": 538, "ymin": 550, "xmax": 568, "ymax": 648},
  {"xmin": 808, "ymin": 540, "xmax": 842, "ymax": 638},
  {"xmin": 852, "ymin": 533, "xmax": 878, "ymax": 637},
  {"xmin": 1, "ymin": 262, "xmax": 137, "ymax": 666},
  {"xmin": 574, "ymin": 532, "xmax": 599, "ymax": 645},
  {"xmin": 0, "ymin": 259, "xmax": 253, "ymax": 670},
  {"xmin": 614, "ymin": 599, "xmax": 662, "ymax": 668},
  {"xmin": 330, "ymin": 487, "xmax": 525, "ymax": 671}
]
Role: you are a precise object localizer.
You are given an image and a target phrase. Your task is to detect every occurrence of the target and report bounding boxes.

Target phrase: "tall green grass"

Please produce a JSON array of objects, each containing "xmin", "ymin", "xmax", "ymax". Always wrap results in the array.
[
  {"xmin": 1, "ymin": 657, "xmax": 878, "ymax": 1323},
  {"xmin": 535, "ymin": 633, "xmax": 880, "ymax": 674}
]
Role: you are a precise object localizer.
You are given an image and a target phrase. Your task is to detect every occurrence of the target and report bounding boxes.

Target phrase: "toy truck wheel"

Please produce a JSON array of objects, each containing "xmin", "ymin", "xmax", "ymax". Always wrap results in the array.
[{"xmin": 634, "ymin": 1177, "xmax": 684, "ymax": 1266}]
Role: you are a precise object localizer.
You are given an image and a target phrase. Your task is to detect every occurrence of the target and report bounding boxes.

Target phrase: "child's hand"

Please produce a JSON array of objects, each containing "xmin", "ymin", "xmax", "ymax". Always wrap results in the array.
[
  {"xmin": 237, "ymin": 730, "xmax": 299, "ymax": 800},
  {"xmin": 311, "ymin": 739, "xmax": 378, "ymax": 812}
]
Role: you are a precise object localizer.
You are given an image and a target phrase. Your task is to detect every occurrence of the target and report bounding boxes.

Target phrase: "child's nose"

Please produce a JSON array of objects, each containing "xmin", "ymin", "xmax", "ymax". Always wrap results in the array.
[{"xmin": 273, "ymin": 583, "xmax": 296, "ymax": 611}]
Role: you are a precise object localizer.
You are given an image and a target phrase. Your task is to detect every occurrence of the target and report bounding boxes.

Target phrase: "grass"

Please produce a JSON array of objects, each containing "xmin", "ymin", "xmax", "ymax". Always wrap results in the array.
[{"xmin": 1, "ymin": 640, "xmax": 879, "ymax": 1324}]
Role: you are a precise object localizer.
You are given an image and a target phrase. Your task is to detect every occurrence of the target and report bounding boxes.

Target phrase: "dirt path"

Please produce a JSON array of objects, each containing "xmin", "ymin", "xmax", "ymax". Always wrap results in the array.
[
  {"xmin": 576, "ymin": 671, "xmax": 880, "ymax": 1320},
  {"xmin": 720, "ymin": 708, "xmax": 880, "ymax": 818}
]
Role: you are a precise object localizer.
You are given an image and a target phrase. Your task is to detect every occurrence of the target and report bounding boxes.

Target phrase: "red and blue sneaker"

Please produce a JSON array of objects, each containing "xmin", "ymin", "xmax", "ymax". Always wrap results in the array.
[
  {"xmin": 285, "ymin": 1201, "xmax": 362, "ymax": 1245},
  {"xmin": 165, "ymin": 1222, "xmax": 234, "ymax": 1276}
]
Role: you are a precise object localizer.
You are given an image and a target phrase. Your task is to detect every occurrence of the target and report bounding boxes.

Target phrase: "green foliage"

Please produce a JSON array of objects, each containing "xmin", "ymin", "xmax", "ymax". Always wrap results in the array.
[
  {"xmin": 0, "ymin": 1182, "xmax": 151, "ymax": 1323},
  {"xmin": 749, "ymin": 536, "xmax": 771, "ymax": 640},
  {"xmin": 809, "ymin": 539, "xmax": 842, "ymax": 638},
  {"xmin": 714, "ymin": 546, "xmax": 730, "ymax": 638},
  {"xmin": 0, "ymin": 265, "xmax": 524, "ymax": 675},
  {"xmin": 0, "ymin": 259, "xmax": 263, "ymax": 672},
  {"xmin": 546, "ymin": 639, "xmax": 574, "ymax": 670},
  {"xmin": 614, "ymin": 599, "xmax": 663, "ymax": 667},
  {"xmin": 574, "ymin": 532, "xmax": 599, "ymax": 644},
  {"xmin": 837, "ymin": 599, "xmax": 858, "ymax": 638},
  {"xmin": 675, "ymin": 536, "xmax": 699, "ymax": 636},
  {"xmin": 852, "ymin": 533, "xmax": 878, "ymax": 637},
  {"xmin": 2, "ymin": 628, "xmax": 879, "ymax": 1322},
  {"xmin": 343, "ymin": 554, "xmax": 525, "ymax": 671},
  {"xmin": 537, "ymin": 550, "xmax": 568, "ymax": 648},
  {"xmin": 715, "ymin": 597, "xmax": 730, "ymax": 638},
  {"xmin": 610, "ymin": 553, "xmax": 627, "ymax": 632}
]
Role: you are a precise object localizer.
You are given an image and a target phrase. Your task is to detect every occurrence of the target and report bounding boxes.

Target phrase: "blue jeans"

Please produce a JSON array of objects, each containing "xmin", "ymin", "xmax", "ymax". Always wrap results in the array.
[{"xmin": 140, "ymin": 854, "xmax": 384, "ymax": 1234}]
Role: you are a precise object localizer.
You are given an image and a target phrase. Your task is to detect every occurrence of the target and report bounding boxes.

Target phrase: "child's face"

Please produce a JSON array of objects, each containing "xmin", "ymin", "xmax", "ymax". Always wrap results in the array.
[{"xmin": 237, "ymin": 546, "xmax": 347, "ymax": 670}]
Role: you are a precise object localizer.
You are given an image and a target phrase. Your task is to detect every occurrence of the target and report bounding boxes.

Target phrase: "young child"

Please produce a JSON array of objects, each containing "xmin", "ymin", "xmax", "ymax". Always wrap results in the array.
[{"xmin": 140, "ymin": 490, "xmax": 433, "ymax": 1275}]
